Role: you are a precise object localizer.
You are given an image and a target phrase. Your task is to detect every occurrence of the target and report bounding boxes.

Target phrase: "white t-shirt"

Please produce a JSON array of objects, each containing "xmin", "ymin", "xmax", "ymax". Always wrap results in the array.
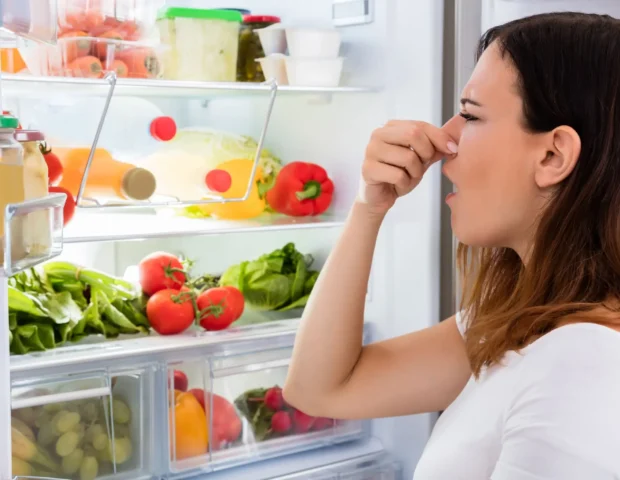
[{"xmin": 413, "ymin": 312, "xmax": 620, "ymax": 480}]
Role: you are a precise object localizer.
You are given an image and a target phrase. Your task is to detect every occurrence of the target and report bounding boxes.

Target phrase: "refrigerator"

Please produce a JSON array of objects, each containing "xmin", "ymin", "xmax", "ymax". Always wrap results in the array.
[{"xmin": 2, "ymin": 0, "xmax": 620, "ymax": 479}]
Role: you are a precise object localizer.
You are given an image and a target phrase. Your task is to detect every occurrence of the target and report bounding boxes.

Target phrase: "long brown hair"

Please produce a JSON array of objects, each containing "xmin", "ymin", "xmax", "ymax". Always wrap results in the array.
[{"xmin": 459, "ymin": 12, "xmax": 620, "ymax": 376}]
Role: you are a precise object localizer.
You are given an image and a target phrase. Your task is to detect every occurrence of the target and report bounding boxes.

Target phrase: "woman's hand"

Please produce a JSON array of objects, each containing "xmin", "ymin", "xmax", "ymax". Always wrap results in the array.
[{"xmin": 360, "ymin": 120, "xmax": 459, "ymax": 215}]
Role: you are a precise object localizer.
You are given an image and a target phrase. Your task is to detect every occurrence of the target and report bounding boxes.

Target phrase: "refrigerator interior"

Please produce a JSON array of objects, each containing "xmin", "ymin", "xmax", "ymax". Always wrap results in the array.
[{"xmin": 3, "ymin": 0, "xmax": 446, "ymax": 478}]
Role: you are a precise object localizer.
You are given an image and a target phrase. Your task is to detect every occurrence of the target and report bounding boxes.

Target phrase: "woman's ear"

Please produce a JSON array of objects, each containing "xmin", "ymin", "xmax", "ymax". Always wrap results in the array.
[{"xmin": 534, "ymin": 125, "xmax": 581, "ymax": 189}]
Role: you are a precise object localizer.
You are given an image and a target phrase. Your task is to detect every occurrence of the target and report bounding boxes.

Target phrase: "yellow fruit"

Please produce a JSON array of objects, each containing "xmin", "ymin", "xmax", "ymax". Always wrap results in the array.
[
  {"xmin": 56, "ymin": 430, "xmax": 80, "ymax": 457},
  {"xmin": 11, "ymin": 416, "xmax": 35, "ymax": 442},
  {"xmin": 107, "ymin": 437, "xmax": 132, "ymax": 464},
  {"xmin": 12, "ymin": 427, "xmax": 59, "ymax": 472},
  {"xmin": 197, "ymin": 159, "xmax": 266, "ymax": 220},
  {"xmin": 112, "ymin": 399, "xmax": 131, "ymax": 424},
  {"xmin": 79, "ymin": 456, "xmax": 98, "ymax": 480},
  {"xmin": 62, "ymin": 448, "xmax": 84, "ymax": 475},
  {"xmin": 12, "ymin": 456, "xmax": 34, "ymax": 476}
]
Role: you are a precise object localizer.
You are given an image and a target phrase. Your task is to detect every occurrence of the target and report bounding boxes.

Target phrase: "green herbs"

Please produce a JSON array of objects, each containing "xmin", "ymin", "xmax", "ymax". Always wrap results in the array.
[
  {"xmin": 8, "ymin": 262, "xmax": 148, "ymax": 355},
  {"xmin": 219, "ymin": 243, "xmax": 318, "ymax": 312}
]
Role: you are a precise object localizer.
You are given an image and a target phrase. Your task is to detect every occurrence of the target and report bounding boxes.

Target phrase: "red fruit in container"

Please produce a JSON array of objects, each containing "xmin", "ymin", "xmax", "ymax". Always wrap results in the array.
[
  {"xmin": 171, "ymin": 370, "xmax": 188, "ymax": 392},
  {"xmin": 67, "ymin": 55, "xmax": 102, "ymax": 78},
  {"xmin": 271, "ymin": 411, "xmax": 292, "ymax": 434},
  {"xmin": 292, "ymin": 409, "xmax": 315, "ymax": 434},
  {"xmin": 264, "ymin": 387, "xmax": 284, "ymax": 411},
  {"xmin": 312, "ymin": 417, "xmax": 334, "ymax": 431},
  {"xmin": 189, "ymin": 390, "xmax": 242, "ymax": 449},
  {"xmin": 39, "ymin": 143, "xmax": 63, "ymax": 185},
  {"xmin": 94, "ymin": 30, "xmax": 124, "ymax": 59}
]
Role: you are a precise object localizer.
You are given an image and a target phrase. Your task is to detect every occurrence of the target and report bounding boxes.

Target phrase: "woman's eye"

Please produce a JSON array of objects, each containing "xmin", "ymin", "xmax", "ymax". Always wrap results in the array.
[{"xmin": 459, "ymin": 112, "xmax": 479, "ymax": 122}]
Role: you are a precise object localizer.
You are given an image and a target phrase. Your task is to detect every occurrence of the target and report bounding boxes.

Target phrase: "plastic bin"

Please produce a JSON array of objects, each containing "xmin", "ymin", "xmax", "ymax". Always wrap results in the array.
[
  {"xmin": 157, "ymin": 8, "xmax": 242, "ymax": 82},
  {"xmin": 17, "ymin": 36, "xmax": 163, "ymax": 78},
  {"xmin": 167, "ymin": 349, "xmax": 365, "ymax": 475},
  {"xmin": 11, "ymin": 367, "xmax": 153, "ymax": 479}
]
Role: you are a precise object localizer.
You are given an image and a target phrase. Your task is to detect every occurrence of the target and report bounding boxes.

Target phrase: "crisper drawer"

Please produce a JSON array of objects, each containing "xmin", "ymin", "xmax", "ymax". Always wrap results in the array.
[
  {"xmin": 11, "ymin": 367, "xmax": 154, "ymax": 480},
  {"xmin": 167, "ymin": 348, "xmax": 366, "ymax": 475}
]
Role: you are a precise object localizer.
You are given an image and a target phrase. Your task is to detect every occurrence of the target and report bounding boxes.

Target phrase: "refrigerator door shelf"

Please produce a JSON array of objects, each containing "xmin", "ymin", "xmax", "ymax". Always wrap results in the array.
[
  {"xmin": 11, "ymin": 367, "xmax": 154, "ymax": 480},
  {"xmin": 166, "ymin": 348, "xmax": 367, "ymax": 477}
]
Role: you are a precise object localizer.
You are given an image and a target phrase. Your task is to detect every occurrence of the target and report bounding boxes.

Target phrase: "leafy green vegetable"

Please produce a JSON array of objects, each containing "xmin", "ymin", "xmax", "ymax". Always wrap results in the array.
[
  {"xmin": 219, "ymin": 242, "xmax": 318, "ymax": 311},
  {"xmin": 8, "ymin": 262, "xmax": 149, "ymax": 355}
]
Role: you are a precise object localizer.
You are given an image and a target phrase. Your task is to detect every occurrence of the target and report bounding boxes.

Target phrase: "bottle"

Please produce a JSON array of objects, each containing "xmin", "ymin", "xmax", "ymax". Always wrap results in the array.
[
  {"xmin": 14, "ymin": 129, "xmax": 52, "ymax": 258},
  {"xmin": 0, "ymin": 115, "xmax": 26, "ymax": 266},
  {"xmin": 56, "ymin": 147, "xmax": 157, "ymax": 201}
]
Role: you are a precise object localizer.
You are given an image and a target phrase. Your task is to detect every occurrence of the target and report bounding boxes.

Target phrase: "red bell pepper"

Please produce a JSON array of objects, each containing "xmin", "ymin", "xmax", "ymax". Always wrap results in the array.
[{"xmin": 266, "ymin": 162, "xmax": 334, "ymax": 216}]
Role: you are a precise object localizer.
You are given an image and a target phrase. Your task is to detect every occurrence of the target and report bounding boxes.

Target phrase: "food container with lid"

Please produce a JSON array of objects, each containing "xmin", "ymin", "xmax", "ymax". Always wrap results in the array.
[
  {"xmin": 157, "ymin": 8, "xmax": 243, "ymax": 82},
  {"xmin": 285, "ymin": 28, "xmax": 342, "ymax": 58},
  {"xmin": 256, "ymin": 24, "xmax": 287, "ymax": 56},
  {"xmin": 256, "ymin": 54, "xmax": 288, "ymax": 85},
  {"xmin": 285, "ymin": 57, "xmax": 344, "ymax": 87},
  {"xmin": 237, "ymin": 15, "xmax": 281, "ymax": 82}
]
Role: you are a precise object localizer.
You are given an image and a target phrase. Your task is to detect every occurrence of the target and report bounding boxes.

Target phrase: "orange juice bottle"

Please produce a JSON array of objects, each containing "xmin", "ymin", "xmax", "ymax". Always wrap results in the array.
[{"xmin": 56, "ymin": 147, "xmax": 157, "ymax": 201}]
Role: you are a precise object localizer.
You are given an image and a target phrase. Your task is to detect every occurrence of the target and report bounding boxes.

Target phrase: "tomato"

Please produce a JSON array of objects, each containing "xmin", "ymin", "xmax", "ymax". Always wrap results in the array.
[
  {"xmin": 48, "ymin": 186, "xmax": 76, "ymax": 225},
  {"xmin": 189, "ymin": 389, "xmax": 242, "ymax": 449},
  {"xmin": 196, "ymin": 287, "xmax": 244, "ymax": 331},
  {"xmin": 139, "ymin": 252, "xmax": 186, "ymax": 296},
  {"xmin": 171, "ymin": 370, "xmax": 188, "ymax": 392},
  {"xmin": 223, "ymin": 286, "xmax": 245, "ymax": 319},
  {"xmin": 39, "ymin": 143, "xmax": 63, "ymax": 185},
  {"xmin": 146, "ymin": 288, "xmax": 195, "ymax": 335}
]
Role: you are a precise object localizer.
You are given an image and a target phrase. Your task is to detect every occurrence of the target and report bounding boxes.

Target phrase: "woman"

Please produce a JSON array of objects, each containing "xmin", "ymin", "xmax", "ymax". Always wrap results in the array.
[{"xmin": 283, "ymin": 12, "xmax": 620, "ymax": 479}]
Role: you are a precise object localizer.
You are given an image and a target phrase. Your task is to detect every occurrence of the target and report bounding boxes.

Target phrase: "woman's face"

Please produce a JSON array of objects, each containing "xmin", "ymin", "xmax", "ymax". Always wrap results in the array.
[{"xmin": 442, "ymin": 43, "xmax": 551, "ymax": 255}]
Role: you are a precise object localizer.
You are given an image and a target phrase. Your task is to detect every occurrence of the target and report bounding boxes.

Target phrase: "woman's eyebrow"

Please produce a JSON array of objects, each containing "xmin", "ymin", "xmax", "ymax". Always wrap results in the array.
[{"xmin": 460, "ymin": 97, "xmax": 483, "ymax": 107}]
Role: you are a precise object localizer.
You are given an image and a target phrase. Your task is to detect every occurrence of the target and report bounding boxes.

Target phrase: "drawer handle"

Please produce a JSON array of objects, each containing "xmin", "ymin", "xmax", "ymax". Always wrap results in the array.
[
  {"xmin": 212, "ymin": 358, "xmax": 290, "ymax": 378},
  {"xmin": 12, "ymin": 386, "xmax": 111, "ymax": 410}
]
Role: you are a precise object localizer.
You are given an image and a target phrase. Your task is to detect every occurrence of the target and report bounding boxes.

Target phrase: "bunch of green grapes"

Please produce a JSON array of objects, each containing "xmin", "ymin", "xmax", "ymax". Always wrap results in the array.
[{"xmin": 13, "ymin": 396, "xmax": 134, "ymax": 480}]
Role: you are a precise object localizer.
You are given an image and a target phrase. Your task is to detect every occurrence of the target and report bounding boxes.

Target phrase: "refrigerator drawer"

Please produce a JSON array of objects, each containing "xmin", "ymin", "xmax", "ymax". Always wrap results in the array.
[
  {"xmin": 167, "ymin": 348, "xmax": 366, "ymax": 476},
  {"xmin": 11, "ymin": 367, "xmax": 154, "ymax": 480}
]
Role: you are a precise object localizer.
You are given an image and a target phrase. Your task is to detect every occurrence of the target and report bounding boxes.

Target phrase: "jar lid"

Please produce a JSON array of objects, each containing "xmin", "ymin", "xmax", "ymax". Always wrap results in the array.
[
  {"xmin": 0, "ymin": 115, "xmax": 19, "ymax": 129},
  {"xmin": 150, "ymin": 116, "xmax": 177, "ymax": 142},
  {"xmin": 243, "ymin": 15, "xmax": 281, "ymax": 24},
  {"xmin": 121, "ymin": 168, "xmax": 157, "ymax": 201},
  {"xmin": 14, "ymin": 130, "xmax": 45, "ymax": 142},
  {"xmin": 157, "ymin": 7, "xmax": 243, "ymax": 23}
]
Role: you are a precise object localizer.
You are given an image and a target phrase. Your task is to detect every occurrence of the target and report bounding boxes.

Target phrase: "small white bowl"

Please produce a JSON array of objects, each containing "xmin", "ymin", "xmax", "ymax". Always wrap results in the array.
[
  {"xmin": 285, "ymin": 28, "xmax": 341, "ymax": 58},
  {"xmin": 257, "ymin": 54, "xmax": 288, "ymax": 85},
  {"xmin": 285, "ymin": 57, "xmax": 344, "ymax": 87},
  {"xmin": 257, "ymin": 24, "xmax": 287, "ymax": 56}
]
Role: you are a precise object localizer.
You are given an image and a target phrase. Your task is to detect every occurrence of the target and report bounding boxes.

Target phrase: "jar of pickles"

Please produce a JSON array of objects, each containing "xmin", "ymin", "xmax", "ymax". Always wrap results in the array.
[{"xmin": 237, "ymin": 15, "xmax": 281, "ymax": 82}]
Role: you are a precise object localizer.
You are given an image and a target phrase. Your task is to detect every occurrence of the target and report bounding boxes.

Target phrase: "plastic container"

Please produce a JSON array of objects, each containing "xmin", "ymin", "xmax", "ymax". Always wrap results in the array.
[
  {"xmin": 285, "ymin": 57, "xmax": 344, "ymax": 87},
  {"xmin": 17, "ymin": 36, "xmax": 163, "ymax": 78},
  {"xmin": 1, "ymin": 0, "xmax": 57, "ymax": 43},
  {"xmin": 257, "ymin": 24, "xmax": 287, "ymax": 56},
  {"xmin": 256, "ymin": 54, "xmax": 288, "ymax": 85},
  {"xmin": 14, "ymin": 129, "xmax": 52, "ymax": 263},
  {"xmin": 237, "ymin": 15, "xmax": 281, "ymax": 82},
  {"xmin": 157, "ymin": 8, "xmax": 242, "ymax": 82},
  {"xmin": 167, "ymin": 351, "xmax": 364, "ymax": 474},
  {"xmin": 56, "ymin": 147, "xmax": 157, "ymax": 201},
  {"xmin": 57, "ymin": 0, "xmax": 160, "ymax": 42},
  {"xmin": 11, "ymin": 368, "xmax": 152, "ymax": 479},
  {"xmin": 285, "ymin": 28, "xmax": 341, "ymax": 58}
]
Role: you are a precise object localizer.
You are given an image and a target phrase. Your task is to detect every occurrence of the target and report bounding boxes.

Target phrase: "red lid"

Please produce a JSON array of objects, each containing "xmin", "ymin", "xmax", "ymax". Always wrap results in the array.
[
  {"xmin": 14, "ymin": 130, "xmax": 44, "ymax": 142},
  {"xmin": 150, "ymin": 116, "xmax": 177, "ymax": 142},
  {"xmin": 243, "ymin": 15, "xmax": 281, "ymax": 24},
  {"xmin": 205, "ymin": 169, "xmax": 232, "ymax": 193}
]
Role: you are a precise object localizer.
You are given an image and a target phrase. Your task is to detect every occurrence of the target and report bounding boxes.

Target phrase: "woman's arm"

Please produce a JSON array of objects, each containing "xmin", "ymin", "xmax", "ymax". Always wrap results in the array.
[{"xmin": 283, "ymin": 202, "xmax": 471, "ymax": 419}]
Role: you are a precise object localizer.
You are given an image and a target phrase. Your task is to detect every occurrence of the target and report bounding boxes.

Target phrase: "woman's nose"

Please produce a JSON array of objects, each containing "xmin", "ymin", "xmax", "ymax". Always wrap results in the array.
[{"xmin": 441, "ymin": 114, "xmax": 465, "ymax": 143}]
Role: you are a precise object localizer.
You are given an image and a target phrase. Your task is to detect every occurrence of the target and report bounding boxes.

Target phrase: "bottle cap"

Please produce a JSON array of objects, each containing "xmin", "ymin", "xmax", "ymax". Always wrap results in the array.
[
  {"xmin": 121, "ymin": 168, "xmax": 157, "ymax": 200},
  {"xmin": 150, "ymin": 116, "xmax": 177, "ymax": 141}
]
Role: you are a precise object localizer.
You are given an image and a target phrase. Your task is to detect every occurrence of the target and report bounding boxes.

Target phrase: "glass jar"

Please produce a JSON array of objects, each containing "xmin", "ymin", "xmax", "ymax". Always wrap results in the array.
[
  {"xmin": 0, "ymin": 115, "xmax": 26, "ymax": 265},
  {"xmin": 14, "ymin": 130, "xmax": 52, "ymax": 260},
  {"xmin": 237, "ymin": 15, "xmax": 281, "ymax": 82}
]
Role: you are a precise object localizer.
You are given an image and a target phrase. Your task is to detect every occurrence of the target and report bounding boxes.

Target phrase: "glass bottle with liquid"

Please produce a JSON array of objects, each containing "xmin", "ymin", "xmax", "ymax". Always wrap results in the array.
[{"xmin": 0, "ymin": 115, "xmax": 26, "ymax": 265}]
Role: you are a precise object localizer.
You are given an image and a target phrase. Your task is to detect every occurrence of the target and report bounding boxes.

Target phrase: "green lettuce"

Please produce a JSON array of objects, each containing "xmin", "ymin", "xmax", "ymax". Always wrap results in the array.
[{"xmin": 220, "ymin": 243, "xmax": 318, "ymax": 311}]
